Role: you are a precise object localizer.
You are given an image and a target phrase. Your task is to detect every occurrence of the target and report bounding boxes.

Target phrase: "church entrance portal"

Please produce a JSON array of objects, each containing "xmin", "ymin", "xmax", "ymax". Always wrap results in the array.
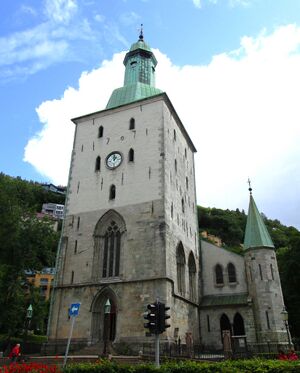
[
  {"xmin": 220, "ymin": 314, "xmax": 231, "ymax": 343},
  {"xmin": 91, "ymin": 289, "xmax": 117, "ymax": 343},
  {"xmin": 233, "ymin": 313, "xmax": 245, "ymax": 336}
]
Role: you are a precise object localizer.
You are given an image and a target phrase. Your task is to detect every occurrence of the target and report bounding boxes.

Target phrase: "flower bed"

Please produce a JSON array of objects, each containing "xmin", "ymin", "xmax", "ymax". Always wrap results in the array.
[{"xmin": 0, "ymin": 362, "xmax": 60, "ymax": 373}]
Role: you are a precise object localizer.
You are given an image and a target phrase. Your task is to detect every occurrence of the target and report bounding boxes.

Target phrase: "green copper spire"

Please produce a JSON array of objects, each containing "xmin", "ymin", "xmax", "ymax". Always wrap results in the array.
[
  {"xmin": 244, "ymin": 183, "xmax": 274, "ymax": 250},
  {"xmin": 106, "ymin": 26, "xmax": 162, "ymax": 109}
]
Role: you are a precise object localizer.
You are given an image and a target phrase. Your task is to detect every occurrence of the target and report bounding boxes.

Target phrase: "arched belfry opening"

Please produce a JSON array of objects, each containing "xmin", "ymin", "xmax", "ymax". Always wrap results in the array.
[
  {"xmin": 91, "ymin": 287, "xmax": 118, "ymax": 343},
  {"xmin": 92, "ymin": 210, "xmax": 126, "ymax": 281}
]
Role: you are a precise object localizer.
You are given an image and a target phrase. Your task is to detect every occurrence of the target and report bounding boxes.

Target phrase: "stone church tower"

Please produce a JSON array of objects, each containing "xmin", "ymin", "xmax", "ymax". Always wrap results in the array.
[
  {"xmin": 243, "ymin": 187, "xmax": 287, "ymax": 344},
  {"xmin": 47, "ymin": 32, "xmax": 200, "ymax": 353}
]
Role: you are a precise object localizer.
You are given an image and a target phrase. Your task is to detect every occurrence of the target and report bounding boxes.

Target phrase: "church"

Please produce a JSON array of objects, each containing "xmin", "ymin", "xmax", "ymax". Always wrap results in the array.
[{"xmin": 46, "ymin": 31, "xmax": 289, "ymax": 354}]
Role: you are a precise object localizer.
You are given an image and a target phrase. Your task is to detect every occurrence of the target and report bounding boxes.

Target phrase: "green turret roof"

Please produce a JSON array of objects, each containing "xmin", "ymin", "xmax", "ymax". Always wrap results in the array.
[
  {"xmin": 244, "ymin": 192, "xmax": 274, "ymax": 250},
  {"xmin": 106, "ymin": 29, "xmax": 163, "ymax": 109}
]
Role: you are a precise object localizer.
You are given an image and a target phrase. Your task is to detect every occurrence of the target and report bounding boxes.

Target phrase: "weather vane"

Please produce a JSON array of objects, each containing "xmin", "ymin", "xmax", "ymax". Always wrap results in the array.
[
  {"xmin": 139, "ymin": 23, "xmax": 144, "ymax": 41},
  {"xmin": 247, "ymin": 178, "xmax": 252, "ymax": 194}
]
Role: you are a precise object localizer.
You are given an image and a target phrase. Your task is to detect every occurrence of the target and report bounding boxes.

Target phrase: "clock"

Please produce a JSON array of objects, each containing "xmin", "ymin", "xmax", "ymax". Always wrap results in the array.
[{"xmin": 106, "ymin": 152, "xmax": 122, "ymax": 169}]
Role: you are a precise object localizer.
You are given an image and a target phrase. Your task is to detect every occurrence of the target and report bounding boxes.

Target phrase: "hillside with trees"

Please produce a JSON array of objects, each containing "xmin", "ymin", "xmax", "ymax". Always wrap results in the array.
[{"xmin": 0, "ymin": 173, "xmax": 64, "ymax": 337}]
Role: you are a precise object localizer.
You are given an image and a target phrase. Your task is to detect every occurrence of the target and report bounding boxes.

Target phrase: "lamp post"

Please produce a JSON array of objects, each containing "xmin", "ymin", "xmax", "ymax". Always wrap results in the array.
[
  {"xmin": 24, "ymin": 305, "xmax": 33, "ymax": 353},
  {"xmin": 102, "ymin": 299, "xmax": 111, "ymax": 356},
  {"xmin": 281, "ymin": 306, "xmax": 292, "ymax": 348}
]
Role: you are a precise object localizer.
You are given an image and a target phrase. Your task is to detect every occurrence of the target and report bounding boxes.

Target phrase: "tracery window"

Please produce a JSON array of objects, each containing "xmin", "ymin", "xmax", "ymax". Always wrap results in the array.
[
  {"xmin": 93, "ymin": 210, "xmax": 126, "ymax": 281},
  {"xmin": 228, "ymin": 263, "xmax": 237, "ymax": 283},
  {"xmin": 215, "ymin": 264, "xmax": 224, "ymax": 285},
  {"xmin": 102, "ymin": 221, "xmax": 121, "ymax": 277},
  {"xmin": 176, "ymin": 242, "xmax": 186, "ymax": 295}
]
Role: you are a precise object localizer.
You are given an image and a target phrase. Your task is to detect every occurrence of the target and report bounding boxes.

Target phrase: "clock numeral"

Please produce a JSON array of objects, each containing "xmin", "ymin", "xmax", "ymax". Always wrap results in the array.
[{"xmin": 106, "ymin": 137, "xmax": 110, "ymax": 144}]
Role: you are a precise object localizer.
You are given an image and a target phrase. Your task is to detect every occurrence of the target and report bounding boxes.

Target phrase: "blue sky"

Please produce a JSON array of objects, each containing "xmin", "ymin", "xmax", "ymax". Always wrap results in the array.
[{"xmin": 1, "ymin": 0, "xmax": 300, "ymax": 228}]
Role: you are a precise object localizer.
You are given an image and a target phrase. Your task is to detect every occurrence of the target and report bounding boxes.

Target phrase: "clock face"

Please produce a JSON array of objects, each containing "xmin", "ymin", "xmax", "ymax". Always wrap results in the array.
[{"xmin": 106, "ymin": 152, "xmax": 122, "ymax": 169}]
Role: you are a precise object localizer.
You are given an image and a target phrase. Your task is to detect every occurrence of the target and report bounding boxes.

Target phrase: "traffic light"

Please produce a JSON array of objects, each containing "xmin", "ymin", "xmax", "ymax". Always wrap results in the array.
[
  {"xmin": 144, "ymin": 303, "xmax": 159, "ymax": 334},
  {"xmin": 158, "ymin": 303, "xmax": 171, "ymax": 333}
]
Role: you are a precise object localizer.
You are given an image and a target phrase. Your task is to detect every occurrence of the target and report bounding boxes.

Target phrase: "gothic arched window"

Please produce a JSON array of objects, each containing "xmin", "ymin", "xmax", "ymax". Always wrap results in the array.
[
  {"xmin": 188, "ymin": 252, "xmax": 196, "ymax": 301},
  {"xmin": 176, "ymin": 242, "xmax": 186, "ymax": 295},
  {"xmin": 128, "ymin": 148, "xmax": 134, "ymax": 162},
  {"xmin": 215, "ymin": 264, "xmax": 224, "ymax": 285},
  {"xmin": 98, "ymin": 126, "xmax": 104, "ymax": 138},
  {"xmin": 102, "ymin": 221, "xmax": 121, "ymax": 277},
  {"xmin": 93, "ymin": 210, "xmax": 126, "ymax": 281},
  {"xmin": 129, "ymin": 118, "xmax": 135, "ymax": 130},
  {"xmin": 228, "ymin": 263, "xmax": 237, "ymax": 283}
]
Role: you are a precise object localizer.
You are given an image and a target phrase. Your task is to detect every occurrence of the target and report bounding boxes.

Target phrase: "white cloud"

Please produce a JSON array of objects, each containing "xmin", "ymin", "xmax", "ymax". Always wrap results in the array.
[
  {"xmin": 24, "ymin": 24, "xmax": 300, "ymax": 227},
  {"xmin": 24, "ymin": 52, "xmax": 125, "ymax": 184},
  {"xmin": 94, "ymin": 14, "xmax": 105, "ymax": 23},
  {"xmin": 193, "ymin": 0, "xmax": 254, "ymax": 8},
  {"xmin": 0, "ymin": 1, "xmax": 95, "ymax": 81},
  {"xmin": 44, "ymin": 0, "xmax": 78, "ymax": 24},
  {"xmin": 192, "ymin": 0, "xmax": 202, "ymax": 8}
]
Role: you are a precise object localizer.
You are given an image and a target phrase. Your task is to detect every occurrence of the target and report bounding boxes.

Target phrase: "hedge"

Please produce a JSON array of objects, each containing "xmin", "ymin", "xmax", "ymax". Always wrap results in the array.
[{"xmin": 63, "ymin": 359, "xmax": 300, "ymax": 373}]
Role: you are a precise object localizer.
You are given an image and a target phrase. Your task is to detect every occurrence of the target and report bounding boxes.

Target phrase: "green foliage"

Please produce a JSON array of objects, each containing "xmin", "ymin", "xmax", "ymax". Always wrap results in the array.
[
  {"xmin": 197, "ymin": 206, "xmax": 247, "ymax": 248},
  {"xmin": 62, "ymin": 359, "xmax": 300, "ymax": 373},
  {"xmin": 0, "ymin": 173, "xmax": 64, "ymax": 336}
]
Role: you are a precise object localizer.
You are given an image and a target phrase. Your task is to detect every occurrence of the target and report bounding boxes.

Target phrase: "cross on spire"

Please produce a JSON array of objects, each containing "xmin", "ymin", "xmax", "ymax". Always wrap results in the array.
[{"xmin": 247, "ymin": 178, "xmax": 252, "ymax": 194}]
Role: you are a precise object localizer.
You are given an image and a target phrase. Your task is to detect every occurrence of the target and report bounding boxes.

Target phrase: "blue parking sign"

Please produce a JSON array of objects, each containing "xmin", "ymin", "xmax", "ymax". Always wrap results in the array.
[{"xmin": 69, "ymin": 303, "xmax": 81, "ymax": 317}]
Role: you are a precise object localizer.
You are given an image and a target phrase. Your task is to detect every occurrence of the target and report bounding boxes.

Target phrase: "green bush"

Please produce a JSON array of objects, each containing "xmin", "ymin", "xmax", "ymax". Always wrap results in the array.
[{"xmin": 63, "ymin": 359, "xmax": 300, "ymax": 373}]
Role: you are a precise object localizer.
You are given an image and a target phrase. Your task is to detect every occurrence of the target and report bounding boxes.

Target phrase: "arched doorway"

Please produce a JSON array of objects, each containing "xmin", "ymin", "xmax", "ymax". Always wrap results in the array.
[
  {"xmin": 220, "ymin": 314, "xmax": 231, "ymax": 343},
  {"xmin": 91, "ymin": 288, "xmax": 117, "ymax": 343},
  {"xmin": 233, "ymin": 313, "xmax": 245, "ymax": 336}
]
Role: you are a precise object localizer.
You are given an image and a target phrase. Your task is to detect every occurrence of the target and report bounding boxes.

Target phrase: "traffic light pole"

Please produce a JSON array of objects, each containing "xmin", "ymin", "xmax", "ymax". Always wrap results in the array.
[{"xmin": 155, "ymin": 333, "xmax": 160, "ymax": 368}]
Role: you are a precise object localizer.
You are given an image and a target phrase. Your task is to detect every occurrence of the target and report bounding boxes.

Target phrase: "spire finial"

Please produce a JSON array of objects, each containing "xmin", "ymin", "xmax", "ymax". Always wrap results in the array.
[
  {"xmin": 139, "ymin": 24, "xmax": 144, "ymax": 41},
  {"xmin": 247, "ymin": 178, "xmax": 252, "ymax": 195}
]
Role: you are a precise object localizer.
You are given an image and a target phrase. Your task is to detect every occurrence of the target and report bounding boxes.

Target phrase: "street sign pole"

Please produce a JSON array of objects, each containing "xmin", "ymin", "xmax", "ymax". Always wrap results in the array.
[
  {"xmin": 63, "ymin": 303, "xmax": 81, "ymax": 368},
  {"xmin": 63, "ymin": 315, "xmax": 75, "ymax": 368}
]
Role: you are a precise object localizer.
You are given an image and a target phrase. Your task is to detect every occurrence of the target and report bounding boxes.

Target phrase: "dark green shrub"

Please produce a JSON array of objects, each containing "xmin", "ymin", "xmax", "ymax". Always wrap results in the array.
[{"xmin": 62, "ymin": 359, "xmax": 300, "ymax": 373}]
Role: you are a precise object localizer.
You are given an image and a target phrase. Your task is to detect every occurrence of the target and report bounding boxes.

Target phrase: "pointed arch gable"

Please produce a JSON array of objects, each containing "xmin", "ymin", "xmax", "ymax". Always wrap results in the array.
[
  {"xmin": 94, "ymin": 210, "xmax": 126, "ymax": 237},
  {"xmin": 91, "ymin": 286, "xmax": 118, "ymax": 312}
]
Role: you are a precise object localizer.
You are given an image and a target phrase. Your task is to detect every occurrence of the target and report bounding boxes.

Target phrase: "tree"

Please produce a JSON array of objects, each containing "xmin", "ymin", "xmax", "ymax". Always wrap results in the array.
[{"xmin": 0, "ymin": 174, "xmax": 61, "ymax": 335}]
